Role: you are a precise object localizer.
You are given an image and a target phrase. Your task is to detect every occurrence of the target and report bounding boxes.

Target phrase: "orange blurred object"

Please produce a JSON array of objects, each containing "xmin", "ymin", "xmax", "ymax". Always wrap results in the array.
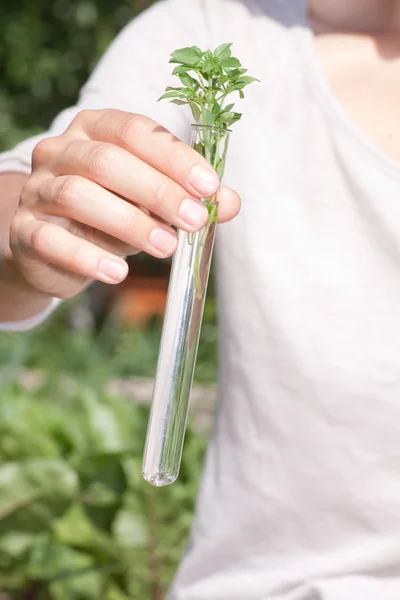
[{"xmin": 112, "ymin": 275, "xmax": 168, "ymax": 328}]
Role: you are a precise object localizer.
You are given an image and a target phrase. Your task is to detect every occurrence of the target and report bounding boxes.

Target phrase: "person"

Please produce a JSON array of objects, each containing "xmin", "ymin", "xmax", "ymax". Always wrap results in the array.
[{"xmin": 1, "ymin": 0, "xmax": 400, "ymax": 597}]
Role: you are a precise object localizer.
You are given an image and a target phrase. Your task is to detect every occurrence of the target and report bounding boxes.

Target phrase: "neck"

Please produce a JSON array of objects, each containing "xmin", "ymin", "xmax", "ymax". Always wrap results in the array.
[{"xmin": 308, "ymin": 0, "xmax": 400, "ymax": 34}]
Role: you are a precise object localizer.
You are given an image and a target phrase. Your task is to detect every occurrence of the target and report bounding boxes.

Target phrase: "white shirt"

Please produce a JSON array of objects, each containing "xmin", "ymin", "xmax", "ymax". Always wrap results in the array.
[{"xmin": 2, "ymin": 1, "xmax": 400, "ymax": 598}]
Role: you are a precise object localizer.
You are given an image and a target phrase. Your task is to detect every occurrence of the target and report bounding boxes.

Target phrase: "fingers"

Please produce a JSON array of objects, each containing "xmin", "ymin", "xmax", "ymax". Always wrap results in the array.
[
  {"xmin": 216, "ymin": 186, "xmax": 241, "ymax": 223},
  {"xmin": 11, "ymin": 208, "xmax": 129, "ymax": 289},
  {"xmin": 20, "ymin": 110, "xmax": 242, "ymax": 302},
  {"xmin": 54, "ymin": 140, "xmax": 211, "ymax": 232},
  {"xmin": 11, "ymin": 181, "xmax": 241, "ymax": 298},
  {"xmin": 35, "ymin": 176, "xmax": 178, "ymax": 259},
  {"xmin": 70, "ymin": 110, "xmax": 221, "ymax": 199}
]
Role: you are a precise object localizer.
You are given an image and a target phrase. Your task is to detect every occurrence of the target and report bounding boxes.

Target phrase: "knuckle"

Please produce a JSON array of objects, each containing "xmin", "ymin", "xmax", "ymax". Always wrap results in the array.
[
  {"xmin": 152, "ymin": 179, "xmax": 170, "ymax": 211},
  {"xmin": 31, "ymin": 222, "xmax": 51, "ymax": 253},
  {"xmin": 118, "ymin": 112, "xmax": 148, "ymax": 141},
  {"xmin": 71, "ymin": 108, "xmax": 96, "ymax": 128},
  {"xmin": 82, "ymin": 142, "xmax": 116, "ymax": 174},
  {"xmin": 10, "ymin": 209, "xmax": 33, "ymax": 255},
  {"xmin": 119, "ymin": 208, "xmax": 136, "ymax": 236},
  {"xmin": 54, "ymin": 176, "xmax": 83, "ymax": 210},
  {"xmin": 32, "ymin": 137, "xmax": 56, "ymax": 167},
  {"xmin": 9, "ymin": 210, "xmax": 23, "ymax": 247},
  {"xmin": 20, "ymin": 176, "xmax": 40, "ymax": 207}
]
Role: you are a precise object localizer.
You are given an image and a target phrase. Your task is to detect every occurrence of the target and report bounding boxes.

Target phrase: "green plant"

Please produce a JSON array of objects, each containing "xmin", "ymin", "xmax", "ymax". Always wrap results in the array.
[
  {"xmin": 159, "ymin": 44, "xmax": 258, "ymax": 298},
  {"xmin": 0, "ymin": 293, "xmax": 214, "ymax": 598},
  {"xmin": 0, "ymin": 0, "xmax": 157, "ymax": 152},
  {"xmin": 0, "ymin": 383, "xmax": 206, "ymax": 599},
  {"xmin": 159, "ymin": 43, "xmax": 258, "ymax": 133}
]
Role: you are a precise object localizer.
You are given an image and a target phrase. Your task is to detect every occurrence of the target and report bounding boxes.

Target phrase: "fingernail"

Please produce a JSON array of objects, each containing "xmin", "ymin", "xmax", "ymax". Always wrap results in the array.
[
  {"xmin": 188, "ymin": 165, "xmax": 219, "ymax": 196},
  {"xmin": 179, "ymin": 198, "xmax": 208, "ymax": 228},
  {"xmin": 98, "ymin": 258, "xmax": 127, "ymax": 283},
  {"xmin": 149, "ymin": 228, "xmax": 177, "ymax": 256}
]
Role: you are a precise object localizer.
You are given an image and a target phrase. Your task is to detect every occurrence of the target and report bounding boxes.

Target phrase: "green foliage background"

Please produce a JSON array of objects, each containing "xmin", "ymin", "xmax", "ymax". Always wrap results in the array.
[
  {"xmin": 0, "ymin": 0, "xmax": 156, "ymax": 152},
  {"xmin": 0, "ymin": 299, "xmax": 217, "ymax": 598}
]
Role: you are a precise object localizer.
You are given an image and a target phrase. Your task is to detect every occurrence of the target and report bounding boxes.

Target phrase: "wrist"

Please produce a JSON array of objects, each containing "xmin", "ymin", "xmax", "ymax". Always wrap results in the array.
[{"xmin": 0, "ymin": 254, "xmax": 54, "ymax": 323}]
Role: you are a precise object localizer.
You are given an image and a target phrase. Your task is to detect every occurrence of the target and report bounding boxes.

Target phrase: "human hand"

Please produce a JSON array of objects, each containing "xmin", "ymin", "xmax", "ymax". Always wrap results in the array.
[{"xmin": 10, "ymin": 109, "xmax": 241, "ymax": 299}]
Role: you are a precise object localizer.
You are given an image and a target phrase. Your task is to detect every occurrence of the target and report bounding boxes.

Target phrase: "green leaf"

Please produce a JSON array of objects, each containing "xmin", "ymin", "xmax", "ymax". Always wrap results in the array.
[
  {"xmin": 0, "ymin": 562, "xmax": 27, "ymax": 592},
  {"xmin": 170, "ymin": 47, "xmax": 202, "ymax": 66},
  {"xmin": 179, "ymin": 87, "xmax": 195, "ymax": 97},
  {"xmin": 172, "ymin": 64, "xmax": 193, "ymax": 75},
  {"xmin": 230, "ymin": 81, "xmax": 247, "ymax": 91},
  {"xmin": 213, "ymin": 42, "xmax": 232, "ymax": 60},
  {"xmin": 202, "ymin": 57, "xmax": 215, "ymax": 74},
  {"xmin": 219, "ymin": 111, "xmax": 235, "ymax": 123},
  {"xmin": 29, "ymin": 538, "xmax": 105, "ymax": 599},
  {"xmin": 212, "ymin": 101, "xmax": 220, "ymax": 119},
  {"xmin": 215, "ymin": 154, "xmax": 227, "ymax": 178},
  {"xmin": 80, "ymin": 392, "xmax": 129, "ymax": 453},
  {"xmin": 158, "ymin": 91, "xmax": 184, "ymax": 102},
  {"xmin": 107, "ymin": 583, "xmax": 131, "ymax": 600},
  {"xmin": 223, "ymin": 103, "xmax": 234, "ymax": 113},
  {"xmin": 170, "ymin": 99, "xmax": 187, "ymax": 106},
  {"xmin": 78, "ymin": 454, "xmax": 127, "ymax": 531},
  {"xmin": 54, "ymin": 504, "xmax": 118, "ymax": 560},
  {"xmin": 228, "ymin": 67, "xmax": 248, "ymax": 80},
  {"xmin": 193, "ymin": 141, "xmax": 206, "ymax": 158},
  {"xmin": 0, "ymin": 531, "xmax": 36, "ymax": 561},
  {"xmin": 221, "ymin": 57, "xmax": 241, "ymax": 68},
  {"xmin": 0, "ymin": 459, "xmax": 78, "ymax": 536},
  {"xmin": 188, "ymin": 99, "xmax": 201, "ymax": 122},
  {"xmin": 50, "ymin": 568, "xmax": 104, "ymax": 600},
  {"xmin": 112, "ymin": 509, "xmax": 147, "ymax": 549},
  {"xmin": 191, "ymin": 45, "xmax": 204, "ymax": 57},
  {"xmin": 179, "ymin": 72, "xmax": 198, "ymax": 88},
  {"xmin": 238, "ymin": 75, "xmax": 260, "ymax": 85}
]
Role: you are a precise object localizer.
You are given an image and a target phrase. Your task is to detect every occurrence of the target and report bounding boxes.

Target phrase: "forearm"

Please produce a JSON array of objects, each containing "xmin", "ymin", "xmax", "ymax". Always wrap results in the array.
[
  {"xmin": 0, "ymin": 255, "xmax": 53, "ymax": 323},
  {"xmin": 0, "ymin": 172, "xmax": 52, "ymax": 323}
]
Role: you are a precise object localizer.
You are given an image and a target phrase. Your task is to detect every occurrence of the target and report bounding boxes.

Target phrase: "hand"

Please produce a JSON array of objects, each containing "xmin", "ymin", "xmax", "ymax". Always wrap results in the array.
[{"xmin": 10, "ymin": 109, "xmax": 241, "ymax": 299}]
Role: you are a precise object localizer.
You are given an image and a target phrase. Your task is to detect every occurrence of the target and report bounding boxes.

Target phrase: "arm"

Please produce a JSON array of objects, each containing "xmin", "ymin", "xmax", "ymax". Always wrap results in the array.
[{"xmin": 0, "ymin": 173, "xmax": 54, "ymax": 324}]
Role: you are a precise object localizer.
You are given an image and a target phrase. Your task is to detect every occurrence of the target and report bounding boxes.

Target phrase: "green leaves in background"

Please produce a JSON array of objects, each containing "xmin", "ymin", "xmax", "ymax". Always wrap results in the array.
[
  {"xmin": 0, "ymin": 383, "xmax": 206, "ymax": 599},
  {"xmin": 0, "ymin": 0, "xmax": 157, "ymax": 151},
  {"xmin": 0, "ymin": 459, "xmax": 77, "ymax": 535}
]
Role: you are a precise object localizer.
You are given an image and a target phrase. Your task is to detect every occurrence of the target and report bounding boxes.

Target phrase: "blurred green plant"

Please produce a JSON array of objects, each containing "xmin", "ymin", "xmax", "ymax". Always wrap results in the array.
[
  {"xmin": 0, "ymin": 381, "xmax": 206, "ymax": 599},
  {"xmin": 0, "ymin": 293, "xmax": 217, "ymax": 597},
  {"xmin": 0, "ymin": 0, "xmax": 156, "ymax": 151}
]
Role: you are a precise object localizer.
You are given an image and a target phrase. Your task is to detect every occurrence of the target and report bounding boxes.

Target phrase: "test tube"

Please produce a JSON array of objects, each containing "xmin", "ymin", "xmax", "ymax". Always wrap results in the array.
[{"xmin": 142, "ymin": 125, "xmax": 230, "ymax": 486}]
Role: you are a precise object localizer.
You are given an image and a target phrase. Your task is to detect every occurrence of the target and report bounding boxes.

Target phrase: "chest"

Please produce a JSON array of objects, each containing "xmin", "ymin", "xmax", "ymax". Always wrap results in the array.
[{"xmin": 314, "ymin": 33, "xmax": 400, "ymax": 164}]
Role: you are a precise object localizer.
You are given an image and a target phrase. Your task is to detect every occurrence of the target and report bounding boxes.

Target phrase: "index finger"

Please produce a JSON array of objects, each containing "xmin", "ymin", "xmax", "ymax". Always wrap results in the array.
[{"xmin": 70, "ymin": 109, "xmax": 220, "ymax": 199}]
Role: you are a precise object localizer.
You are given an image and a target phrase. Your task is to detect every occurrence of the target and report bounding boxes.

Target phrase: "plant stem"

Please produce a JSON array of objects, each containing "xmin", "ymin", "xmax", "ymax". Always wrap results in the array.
[{"xmin": 192, "ymin": 126, "xmax": 223, "ymax": 300}]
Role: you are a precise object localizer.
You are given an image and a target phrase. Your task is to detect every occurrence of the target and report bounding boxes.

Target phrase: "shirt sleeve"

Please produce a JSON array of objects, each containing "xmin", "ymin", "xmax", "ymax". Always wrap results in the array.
[
  {"xmin": 0, "ymin": 298, "xmax": 62, "ymax": 332},
  {"xmin": 0, "ymin": 0, "xmax": 211, "ymax": 331}
]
